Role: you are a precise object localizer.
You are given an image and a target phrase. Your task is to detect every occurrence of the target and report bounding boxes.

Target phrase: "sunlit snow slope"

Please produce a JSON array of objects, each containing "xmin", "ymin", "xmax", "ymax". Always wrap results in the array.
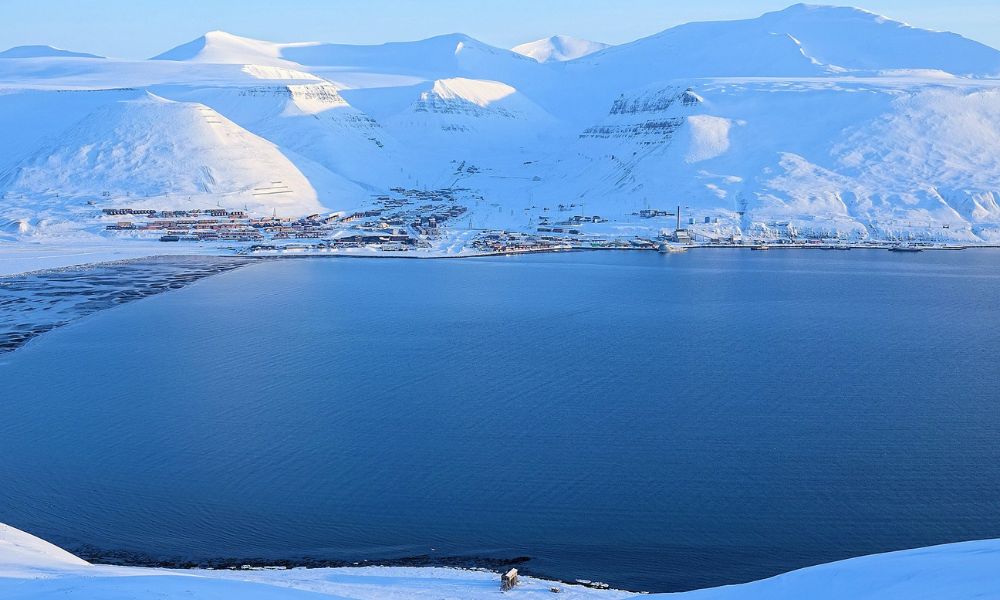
[
  {"xmin": 0, "ymin": 92, "xmax": 329, "ymax": 223},
  {"xmin": 4, "ymin": 4, "xmax": 1000, "ymax": 242}
]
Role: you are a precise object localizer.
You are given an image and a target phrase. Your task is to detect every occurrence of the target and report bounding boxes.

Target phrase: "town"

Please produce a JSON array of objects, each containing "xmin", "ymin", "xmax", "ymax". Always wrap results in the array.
[{"xmin": 97, "ymin": 189, "xmax": 971, "ymax": 256}]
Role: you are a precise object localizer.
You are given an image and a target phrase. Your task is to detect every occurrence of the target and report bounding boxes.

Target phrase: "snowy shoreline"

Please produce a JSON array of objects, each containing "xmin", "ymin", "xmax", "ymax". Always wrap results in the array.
[
  {"xmin": 2, "ymin": 523, "xmax": 1000, "ymax": 598},
  {"xmin": 4, "ymin": 240, "xmax": 999, "ymax": 278}
]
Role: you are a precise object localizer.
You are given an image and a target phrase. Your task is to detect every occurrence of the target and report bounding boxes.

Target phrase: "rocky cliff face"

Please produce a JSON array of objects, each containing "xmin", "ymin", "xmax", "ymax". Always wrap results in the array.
[
  {"xmin": 580, "ymin": 87, "xmax": 702, "ymax": 145},
  {"xmin": 234, "ymin": 84, "xmax": 384, "ymax": 136}
]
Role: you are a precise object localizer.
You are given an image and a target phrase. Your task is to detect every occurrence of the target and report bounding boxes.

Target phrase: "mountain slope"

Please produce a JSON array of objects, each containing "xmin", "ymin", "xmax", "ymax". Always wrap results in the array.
[
  {"xmin": 0, "ymin": 45, "xmax": 103, "ymax": 59},
  {"xmin": 0, "ymin": 89, "xmax": 139, "ymax": 173},
  {"xmin": 512, "ymin": 35, "xmax": 610, "ymax": 62},
  {"xmin": 569, "ymin": 13, "xmax": 829, "ymax": 81},
  {"xmin": 383, "ymin": 77, "xmax": 556, "ymax": 147},
  {"xmin": 541, "ymin": 77, "xmax": 1000, "ymax": 241},
  {"xmin": 152, "ymin": 30, "xmax": 306, "ymax": 68},
  {"xmin": 754, "ymin": 4, "xmax": 1000, "ymax": 75},
  {"xmin": 160, "ymin": 82, "xmax": 399, "ymax": 193},
  {"xmin": 0, "ymin": 92, "xmax": 328, "ymax": 216},
  {"xmin": 410, "ymin": 77, "xmax": 542, "ymax": 117},
  {"xmin": 282, "ymin": 33, "xmax": 541, "ymax": 83},
  {"xmin": 571, "ymin": 4, "xmax": 1000, "ymax": 85}
]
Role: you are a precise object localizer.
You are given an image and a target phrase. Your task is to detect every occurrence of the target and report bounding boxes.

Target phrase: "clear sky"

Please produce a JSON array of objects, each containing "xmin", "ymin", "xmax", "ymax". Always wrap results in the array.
[{"xmin": 4, "ymin": 0, "xmax": 1000, "ymax": 58}]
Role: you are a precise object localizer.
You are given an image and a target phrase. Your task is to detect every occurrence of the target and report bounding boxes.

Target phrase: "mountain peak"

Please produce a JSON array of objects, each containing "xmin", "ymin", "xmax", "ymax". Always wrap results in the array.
[
  {"xmin": 151, "ymin": 31, "xmax": 300, "ymax": 67},
  {"xmin": 752, "ymin": 3, "xmax": 1000, "ymax": 73},
  {"xmin": 204, "ymin": 29, "xmax": 241, "ymax": 38},
  {"xmin": 763, "ymin": 3, "xmax": 895, "ymax": 23},
  {"xmin": 575, "ymin": 3, "xmax": 1000, "ymax": 79},
  {"xmin": 512, "ymin": 35, "xmax": 610, "ymax": 63}
]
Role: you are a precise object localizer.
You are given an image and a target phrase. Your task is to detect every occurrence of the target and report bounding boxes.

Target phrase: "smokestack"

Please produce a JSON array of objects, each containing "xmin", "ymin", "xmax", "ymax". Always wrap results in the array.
[{"xmin": 676, "ymin": 205, "xmax": 681, "ymax": 231}]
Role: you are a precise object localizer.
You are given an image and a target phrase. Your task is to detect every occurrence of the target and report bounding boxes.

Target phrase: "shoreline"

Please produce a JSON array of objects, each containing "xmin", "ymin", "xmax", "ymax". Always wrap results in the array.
[
  {"xmin": 3, "ymin": 244, "xmax": 996, "ymax": 354},
  {"xmin": 3, "ymin": 241, "xmax": 999, "ymax": 278},
  {"xmin": 243, "ymin": 242, "xmax": 1000, "ymax": 261},
  {"xmin": 72, "ymin": 547, "xmax": 621, "ymax": 592},
  {"xmin": 3, "ymin": 523, "xmax": 1000, "ymax": 598}
]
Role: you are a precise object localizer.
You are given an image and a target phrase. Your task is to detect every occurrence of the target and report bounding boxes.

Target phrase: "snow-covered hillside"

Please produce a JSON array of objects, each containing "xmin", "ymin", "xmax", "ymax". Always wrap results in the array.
[
  {"xmin": 1, "ymin": 523, "xmax": 998, "ymax": 599},
  {"xmin": 4, "ymin": 4, "xmax": 1000, "ymax": 249},
  {"xmin": 540, "ymin": 77, "xmax": 1000, "ymax": 241},
  {"xmin": 161, "ymin": 82, "xmax": 396, "ymax": 198},
  {"xmin": 385, "ymin": 77, "xmax": 555, "ymax": 142},
  {"xmin": 512, "ymin": 35, "xmax": 610, "ymax": 62},
  {"xmin": 0, "ymin": 92, "xmax": 328, "ymax": 224}
]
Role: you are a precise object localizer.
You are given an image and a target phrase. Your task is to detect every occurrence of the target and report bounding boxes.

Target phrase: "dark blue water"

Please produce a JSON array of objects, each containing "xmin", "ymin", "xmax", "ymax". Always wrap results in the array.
[{"xmin": 2, "ymin": 250, "xmax": 999, "ymax": 592}]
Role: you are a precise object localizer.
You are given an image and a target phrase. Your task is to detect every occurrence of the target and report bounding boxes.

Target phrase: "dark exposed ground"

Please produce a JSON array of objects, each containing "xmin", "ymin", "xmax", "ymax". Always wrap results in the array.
[
  {"xmin": 70, "ymin": 546, "xmax": 611, "ymax": 589},
  {"xmin": 75, "ymin": 545, "xmax": 533, "ymax": 572}
]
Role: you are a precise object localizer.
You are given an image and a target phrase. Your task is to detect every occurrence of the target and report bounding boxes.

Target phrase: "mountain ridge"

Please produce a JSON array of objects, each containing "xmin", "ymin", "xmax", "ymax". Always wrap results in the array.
[{"xmin": 0, "ymin": 45, "xmax": 104, "ymax": 59}]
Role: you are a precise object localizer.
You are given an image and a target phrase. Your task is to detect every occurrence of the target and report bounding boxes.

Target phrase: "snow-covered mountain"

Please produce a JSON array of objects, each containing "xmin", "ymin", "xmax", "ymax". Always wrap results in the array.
[
  {"xmin": 566, "ymin": 4, "xmax": 1000, "ymax": 93},
  {"xmin": 542, "ymin": 78, "xmax": 1000, "ymax": 241},
  {"xmin": 0, "ymin": 45, "xmax": 103, "ymax": 59},
  {"xmin": 5, "ymin": 4, "xmax": 1000, "ymax": 244},
  {"xmin": 512, "ymin": 35, "xmax": 610, "ymax": 62},
  {"xmin": 152, "ymin": 30, "xmax": 300, "ymax": 67},
  {"xmin": 754, "ymin": 4, "xmax": 1000, "ymax": 74}
]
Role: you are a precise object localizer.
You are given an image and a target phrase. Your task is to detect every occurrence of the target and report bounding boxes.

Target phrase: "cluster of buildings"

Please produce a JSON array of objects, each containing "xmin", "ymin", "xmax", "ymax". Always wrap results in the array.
[
  {"xmin": 245, "ymin": 230, "xmax": 416, "ymax": 254},
  {"xmin": 638, "ymin": 208, "xmax": 675, "ymax": 218},
  {"xmin": 103, "ymin": 207, "xmax": 264, "ymax": 242},
  {"xmin": 98, "ymin": 191, "xmax": 876, "ymax": 255},
  {"xmin": 98, "ymin": 187, "xmax": 476, "ymax": 252},
  {"xmin": 471, "ymin": 231, "xmax": 571, "ymax": 254},
  {"xmin": 342, "ymin": 191, "xmax": 470, "ymax": 237},
  {"xmin": 101, "ymin": 205, "xmax": 420, "ymax": 247},
  {"xmin": 471, "ymin": 229, "xmax": 665, "ymax": 254},
  {"xmin": 535, "ymin": 214, "xmax": 608, "ymax": 235}
]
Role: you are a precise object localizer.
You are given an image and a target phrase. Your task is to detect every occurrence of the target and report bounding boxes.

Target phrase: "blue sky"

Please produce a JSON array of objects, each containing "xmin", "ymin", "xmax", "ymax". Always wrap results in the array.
[{"xmin": 5, "ymin": 0, "xmax": 1000, "ymax": 58}]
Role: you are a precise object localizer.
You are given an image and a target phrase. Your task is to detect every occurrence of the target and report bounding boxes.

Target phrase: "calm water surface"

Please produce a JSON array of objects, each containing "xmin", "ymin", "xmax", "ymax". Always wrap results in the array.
[{"xmin": 1, "ymin": 250, "xmax": 999, "ymax": 592}]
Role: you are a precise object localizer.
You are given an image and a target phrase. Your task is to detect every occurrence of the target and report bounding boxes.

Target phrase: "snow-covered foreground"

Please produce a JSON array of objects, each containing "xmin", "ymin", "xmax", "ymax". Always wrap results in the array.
[{"xmin": 1, "ymin": 523, "xmax": 998, "ymax": 599}]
